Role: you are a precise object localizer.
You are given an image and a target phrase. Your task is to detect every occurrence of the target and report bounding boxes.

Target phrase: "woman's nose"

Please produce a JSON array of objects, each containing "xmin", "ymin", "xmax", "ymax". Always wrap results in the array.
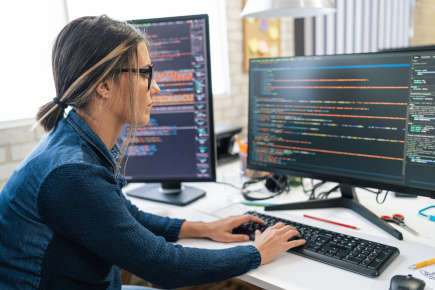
[{"xmin": 150, "ymin": 80, "xmax": 160, "ymax": 95}]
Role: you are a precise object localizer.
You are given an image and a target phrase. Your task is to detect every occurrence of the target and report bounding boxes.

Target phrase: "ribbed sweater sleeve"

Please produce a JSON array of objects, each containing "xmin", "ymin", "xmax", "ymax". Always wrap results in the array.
[
  {"xmin": 38, "ymin": 164, "xmax": 261, "ymax": 288},
  {"xmin": 121, "ymin": 195, "xmax": 184, "ymax": 242}
]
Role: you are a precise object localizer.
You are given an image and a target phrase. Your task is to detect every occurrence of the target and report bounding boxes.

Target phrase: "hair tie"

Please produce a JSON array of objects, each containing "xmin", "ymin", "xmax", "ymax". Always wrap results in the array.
[{"xmin": 52, "ymin": 97, "xmax": 68, "ymax": 109}]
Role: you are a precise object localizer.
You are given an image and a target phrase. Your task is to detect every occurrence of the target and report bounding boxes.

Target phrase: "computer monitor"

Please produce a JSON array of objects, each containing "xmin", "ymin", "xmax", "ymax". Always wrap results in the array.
[
  {"xmin": 120, "ymin": 14, "xmax": 216, "ymax": 206},
  {"xmin": 248, "ymin": 50, "xmax": 435, "ymax": 239}
]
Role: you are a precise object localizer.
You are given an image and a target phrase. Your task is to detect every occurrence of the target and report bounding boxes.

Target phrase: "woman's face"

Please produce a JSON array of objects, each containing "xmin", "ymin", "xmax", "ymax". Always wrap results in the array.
[{"xmin": 116, "ymin": 41, "xmax": 160, "ymax": 126}]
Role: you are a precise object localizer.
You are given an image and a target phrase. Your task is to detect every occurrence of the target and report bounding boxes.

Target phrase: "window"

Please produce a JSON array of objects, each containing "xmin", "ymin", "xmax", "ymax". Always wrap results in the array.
[
  {"xmin": 0, "ymin": 0, "xmax": 229, "ymax": 122},
  {"xmin": 0, "ymin": 0, "xmax": 67, "ymax": 122}
]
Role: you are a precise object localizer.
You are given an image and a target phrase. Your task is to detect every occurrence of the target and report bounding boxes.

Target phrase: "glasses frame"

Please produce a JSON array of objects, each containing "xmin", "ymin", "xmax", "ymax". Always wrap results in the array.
[{"xmin": 118, "ymin": 64, "xmax": 153, "ymax": 90}]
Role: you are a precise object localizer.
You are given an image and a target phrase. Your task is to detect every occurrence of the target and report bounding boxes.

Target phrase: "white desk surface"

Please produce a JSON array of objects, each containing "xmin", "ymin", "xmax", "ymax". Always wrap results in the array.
[{"xmin": 124, "ymin": 161, "xmax": 435, "ymax": 290}]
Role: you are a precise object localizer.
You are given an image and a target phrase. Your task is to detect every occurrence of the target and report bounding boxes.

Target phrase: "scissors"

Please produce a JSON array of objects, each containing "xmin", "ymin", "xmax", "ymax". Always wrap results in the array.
[{"xmin": 381, "ymin": 214, "xmax": 419, "ymax": 236}]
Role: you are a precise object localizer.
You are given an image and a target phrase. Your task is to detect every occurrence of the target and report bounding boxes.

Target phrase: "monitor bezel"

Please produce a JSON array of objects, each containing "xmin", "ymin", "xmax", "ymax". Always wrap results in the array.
[
  {"xmin": 124, "ymin": 14, "xmax": 217, "ymax": 184},
  {"xmin": 247, "ymin": 50, "xmax": 435, "ymax": 199}
]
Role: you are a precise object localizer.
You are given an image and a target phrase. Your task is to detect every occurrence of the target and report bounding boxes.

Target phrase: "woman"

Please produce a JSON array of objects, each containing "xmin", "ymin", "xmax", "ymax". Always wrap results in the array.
[{"xmin": 0, "ymin": 16, "xmax": 305, "ymax": 290}]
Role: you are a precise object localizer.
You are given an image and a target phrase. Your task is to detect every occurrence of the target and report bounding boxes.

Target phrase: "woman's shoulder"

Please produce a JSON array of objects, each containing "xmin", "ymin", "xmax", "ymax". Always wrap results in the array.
[
  {"xmin": 28, "ymin": 129, "xmax": 110, "ymax": 179},
  {"xmin": 37, "ymin": 162, "xmax": 119, "ymax": 209},
  {"xmin": 43, "ymin": 161, "xmax": 115, "ymax": 185}
]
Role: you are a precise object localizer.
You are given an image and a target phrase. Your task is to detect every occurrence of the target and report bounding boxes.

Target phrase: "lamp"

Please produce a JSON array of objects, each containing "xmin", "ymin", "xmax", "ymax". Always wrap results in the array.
[{"xmin": 241, "ymin": 0, "xmax": 335, "ymax": 18}]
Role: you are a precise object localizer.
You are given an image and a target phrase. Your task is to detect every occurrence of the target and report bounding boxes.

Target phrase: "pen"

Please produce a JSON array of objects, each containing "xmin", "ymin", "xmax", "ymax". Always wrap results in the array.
[
  {"xmin": 409, "ymin": 258, "xmax": 435, "ymax": 269},
  {"xmin": 241, "ymin": 201, "xmax": 277, "ymax": 207},
  {"xmin": 303, "ymin": 214, "xmax": 359, "ymax": 230}
]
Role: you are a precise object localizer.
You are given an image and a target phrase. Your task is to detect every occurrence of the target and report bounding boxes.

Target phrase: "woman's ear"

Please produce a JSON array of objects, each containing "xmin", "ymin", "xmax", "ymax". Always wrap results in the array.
[{"xmin": 95, "ymin": 80, "xmax": 112, "ymax": 100}]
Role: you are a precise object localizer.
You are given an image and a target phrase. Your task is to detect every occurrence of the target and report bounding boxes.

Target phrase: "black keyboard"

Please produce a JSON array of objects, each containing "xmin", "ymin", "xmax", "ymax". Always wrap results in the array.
[{"xmin": 233, "ymin": 211, "xmax": 400, "ymax": 277}]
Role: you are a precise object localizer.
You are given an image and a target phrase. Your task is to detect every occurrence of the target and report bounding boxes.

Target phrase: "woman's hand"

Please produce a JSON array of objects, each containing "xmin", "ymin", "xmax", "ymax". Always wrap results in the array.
[
  {"xmin": 204, "ymin": 214, "xmax": 266, "ymax": 243},
  {"xmin": 253, "ymin": 222, "xmax": 306, "ymax": 265}
]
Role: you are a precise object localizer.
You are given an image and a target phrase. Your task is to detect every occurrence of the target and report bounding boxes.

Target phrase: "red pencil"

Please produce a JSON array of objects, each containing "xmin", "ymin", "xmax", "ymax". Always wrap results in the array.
[{"xmin": 303, "ymin": 214, "xmax": 359, "ymax": 230}]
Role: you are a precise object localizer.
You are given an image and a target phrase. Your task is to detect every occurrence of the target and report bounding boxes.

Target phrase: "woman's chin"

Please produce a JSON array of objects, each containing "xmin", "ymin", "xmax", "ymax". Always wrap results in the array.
[
  {"xmin": 126, "ymin": 113, "xmax": 150, "ymax": 127},
  {"xmin": 137, "ymin": 116, "xmax": 150, "ymax": 126}
]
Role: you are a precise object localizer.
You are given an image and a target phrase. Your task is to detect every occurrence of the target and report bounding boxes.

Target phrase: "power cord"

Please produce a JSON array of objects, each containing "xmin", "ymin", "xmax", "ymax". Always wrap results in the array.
[
  {"xmin": 302, "ymin": 178, "xmax": 315, "ymax": 193},
  {"xmin": 358, "ymin": 187, "xmax": 389, "ymax": 204},
  {"xmin": 305, "ymin": 180, "xmax": 327, "ymax": 200},
  {"xmin": 316, "ymin": 184, "xmax": 341, "ymax": 199},
  {"xmin": 308, "ymin": 181, "xmax": 326, "ymax": 200},
  {"xmin": 359, "ymin": 187, "xmax": 382, "ymax": 194},
  {"xmin": 304, "ymin": 181, "xmax": 389, "ymax": 204},
  {"xmin": 215, "ymin": 181, "xmax": 242, "ymax": 191},
  {"xmin": 241, "ymin": 188, "xmax": 285, "ymax": 201},
  {"xmin": 376, "ymin": 191, "xmax": 389, "ymax": 204}
]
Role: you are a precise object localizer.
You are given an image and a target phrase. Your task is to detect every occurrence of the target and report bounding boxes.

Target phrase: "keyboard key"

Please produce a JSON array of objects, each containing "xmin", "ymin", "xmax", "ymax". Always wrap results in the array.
[
  {"xmin": 347, "ymin": 256, "xmax": 363, "ymax": 264},
  {"xmin": 368, "ymin": 258, "xmax": 384, "ymax": 270}
]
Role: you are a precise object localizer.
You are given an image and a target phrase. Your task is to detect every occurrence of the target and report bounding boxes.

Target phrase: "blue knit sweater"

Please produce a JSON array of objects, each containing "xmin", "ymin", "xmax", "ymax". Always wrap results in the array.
[{"xmin": 0, "ymin": 110, "xmax": 261, "ymax": 290}]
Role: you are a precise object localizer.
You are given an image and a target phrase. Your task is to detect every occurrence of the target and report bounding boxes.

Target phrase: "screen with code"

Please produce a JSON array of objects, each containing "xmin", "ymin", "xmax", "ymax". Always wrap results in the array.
[
  {"xmin": 120, "ymin": 15, "xmax": 215, "ymax": 182},
  {"xmin": 248, "ymin": 51, "xmax": 435, "ymax": 195}
]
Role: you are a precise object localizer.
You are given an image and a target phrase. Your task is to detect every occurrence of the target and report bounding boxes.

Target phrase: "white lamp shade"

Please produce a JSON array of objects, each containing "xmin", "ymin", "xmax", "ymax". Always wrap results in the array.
[{"xmin": 241, "ymin": 0, "xmax": 335, "ymax": 18}]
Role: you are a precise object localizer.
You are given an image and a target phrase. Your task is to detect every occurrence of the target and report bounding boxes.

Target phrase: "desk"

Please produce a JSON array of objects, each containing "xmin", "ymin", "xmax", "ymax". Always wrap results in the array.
[{"xmin": 123, "ymin": 161, "xmax": 435, "ymax": 290}]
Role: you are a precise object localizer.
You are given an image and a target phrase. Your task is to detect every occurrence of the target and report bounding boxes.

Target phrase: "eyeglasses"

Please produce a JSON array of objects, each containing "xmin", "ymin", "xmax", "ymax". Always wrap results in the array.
[{"xmin": 118, "ymin": 64, "xmax": 153, "ymax": 90}]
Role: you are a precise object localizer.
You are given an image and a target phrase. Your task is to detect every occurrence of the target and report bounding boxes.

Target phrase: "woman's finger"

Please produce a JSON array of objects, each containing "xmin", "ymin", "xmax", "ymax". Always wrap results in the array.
[
  {"xmin": 247, "ymin": 215, "xmax": 266, "ymax": 225},
  {"xmin": 227, "ymin": 234, "xmax": 250, "ymax": 242},
  {"xmin": 287, "ymin": 239, "xmax": 306, "ymax": 249},
  {"xmin": 231, "ymin": 214, "xmax": 266, "ymax": 227},
  {"xmin": 282, "ymin": 229, "xmax": 300, "ymax": 240},
  {"xmin": 276, "ymin": 225, "xmax": 297, "ymax": 234},
  {"xmin": 271, "ymin": 222, "xmax": 285, "ymax": 229}
]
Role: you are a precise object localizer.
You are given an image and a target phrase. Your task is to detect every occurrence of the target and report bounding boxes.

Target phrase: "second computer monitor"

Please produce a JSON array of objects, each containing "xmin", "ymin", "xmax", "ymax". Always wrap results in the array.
[
  {"xmin": 120, "ymin": 15, "xmax": 215, "ymax": 206},
  {"xmin": 248, "ymin": 51, "xmax": 435, "ymax": 198},
  {"xmin": 248, "ymin": 50, "xmax": 435, "ymax": 239}
]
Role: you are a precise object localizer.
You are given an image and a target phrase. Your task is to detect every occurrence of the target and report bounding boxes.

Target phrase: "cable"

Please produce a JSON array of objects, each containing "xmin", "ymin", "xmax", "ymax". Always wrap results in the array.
[
  {"xmin": 217, "ymin": 179, "xmax": 389, "ymax": 203},
  {"xmin": 376, "ymin": 191, "xmax": 389, "ymax": 204},
  {"xmin": 357, "ymin": 186, "xmax": 387, "ymax": 204},
  {"xmin": 359, "ymin": 187, "xmax": 382, "ymax": 194},
  {"xmin": 242, "ymin": 188, "xmax": 285, "ymax": 201},
  {"xmin": 308, "ymin": 180, "xmax": 327, "ymax": 200},
  {"xmin": 215, "ymin": 181, "xmax": 243, "ymax": 191},
  {"xmin": 302, "ymin": 178, "xmax": 315, "ymax": 193},
  {"xmin": 316, "ymin": 184, "xmax": 340, "ymax": 199},
  {"xmin": 215, "ymin": 178, "xmax": 289, "ymax": 201}
]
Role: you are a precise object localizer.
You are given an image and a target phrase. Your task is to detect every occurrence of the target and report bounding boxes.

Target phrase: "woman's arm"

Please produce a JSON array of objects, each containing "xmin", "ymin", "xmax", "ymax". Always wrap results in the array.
[
  {"xmin": 179, "ymin": 215, "xmax": 266, "ymax": 242},
  {"xmin": 178, "ymin": 221, "xmax": 208, "ymax": 239},
  {"xmin": 121, "ymin": 195, "xmax": 184, "ymax": 242},
  {"xmin": 38, "ymin": 164, "xmax": 261, "ymax": 288},
  {"xmin": 121, "ymin": 188, "xmax": 267, "ymax": 243}
]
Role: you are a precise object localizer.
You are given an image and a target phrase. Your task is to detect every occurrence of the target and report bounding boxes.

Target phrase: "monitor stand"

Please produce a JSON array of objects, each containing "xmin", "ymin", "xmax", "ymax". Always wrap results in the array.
[
  {"xmin": 265, "ymin": 184, "xmax": 403, "ymax": 240},
  {"xmin": 126, "ymin": 181, "xmax": 206, "ymax": 206}
]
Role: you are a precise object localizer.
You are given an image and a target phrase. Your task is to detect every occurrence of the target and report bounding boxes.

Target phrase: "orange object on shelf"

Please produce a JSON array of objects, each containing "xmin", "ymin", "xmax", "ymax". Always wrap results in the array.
[{"xmin": 235, "ymin": 135, "xmax": 248, "ymax": 155}]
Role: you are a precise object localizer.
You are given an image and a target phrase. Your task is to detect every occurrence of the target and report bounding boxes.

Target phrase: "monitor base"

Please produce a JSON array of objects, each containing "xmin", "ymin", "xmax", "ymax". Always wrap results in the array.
[
  {"xmin": 265, "ymin": 184, "xmax": 403, "ymax": 240},
  {"xmin": 127, "ymin": 183, "xmax": 206, "ymax": 206}
]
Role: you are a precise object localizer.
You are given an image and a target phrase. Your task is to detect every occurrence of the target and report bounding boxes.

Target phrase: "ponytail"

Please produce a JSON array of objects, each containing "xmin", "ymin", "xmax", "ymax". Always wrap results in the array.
[{"xmin": 36, "ymin": 98, "xmax": 67, "ymax": 132}]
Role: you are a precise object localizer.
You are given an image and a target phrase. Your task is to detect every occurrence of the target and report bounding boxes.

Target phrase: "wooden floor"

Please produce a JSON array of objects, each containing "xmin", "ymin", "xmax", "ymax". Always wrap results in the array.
[{"xmin": 121, "ymin": 271, "xmax": 264, "ymax": 290}]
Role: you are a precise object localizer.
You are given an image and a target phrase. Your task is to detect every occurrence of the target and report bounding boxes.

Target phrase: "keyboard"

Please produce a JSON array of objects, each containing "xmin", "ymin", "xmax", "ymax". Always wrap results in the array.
[{"xmin": 232, "ymin": 211, "xmax": 400, "ymax": 277}]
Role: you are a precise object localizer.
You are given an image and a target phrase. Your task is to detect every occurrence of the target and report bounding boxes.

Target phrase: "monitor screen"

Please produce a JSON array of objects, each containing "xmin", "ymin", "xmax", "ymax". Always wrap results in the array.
[
  {"xmin": 248, "ymin": 50, "xmax": 435, "ymax": 199},
  {"xmin": 120, "ymin": 15, "xmax": 215, "ymax": 183}
]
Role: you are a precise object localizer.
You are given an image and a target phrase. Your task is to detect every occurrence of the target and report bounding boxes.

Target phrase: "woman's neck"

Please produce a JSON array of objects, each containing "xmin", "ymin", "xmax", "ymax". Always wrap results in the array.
[{"xmin": 76, "ymin": 108, "xmax": 123, "ymax": 151}]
